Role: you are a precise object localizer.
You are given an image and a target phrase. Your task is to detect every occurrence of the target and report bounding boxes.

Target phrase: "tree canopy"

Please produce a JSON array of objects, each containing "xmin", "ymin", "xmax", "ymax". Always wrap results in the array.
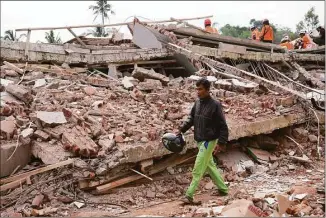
[
  {"xmin": 296, "ymin": 7, "xmax": 320, "ymax": 33},
  {"xmin": 89, "ymin": 0, "xmax": 115, "ymax": 37}
]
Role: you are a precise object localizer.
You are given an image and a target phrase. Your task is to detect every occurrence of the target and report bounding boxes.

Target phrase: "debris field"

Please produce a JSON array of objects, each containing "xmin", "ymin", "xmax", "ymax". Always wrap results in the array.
[{"xmin": 0, "ymin": 17, "xmax": 325, "ymax": 217}]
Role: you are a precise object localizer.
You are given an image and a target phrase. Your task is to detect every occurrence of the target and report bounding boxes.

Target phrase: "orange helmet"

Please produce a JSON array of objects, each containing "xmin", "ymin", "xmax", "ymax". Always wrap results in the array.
[{"xmin": 204, "ymin": 19, "xmax": 211, "ymax": 26}]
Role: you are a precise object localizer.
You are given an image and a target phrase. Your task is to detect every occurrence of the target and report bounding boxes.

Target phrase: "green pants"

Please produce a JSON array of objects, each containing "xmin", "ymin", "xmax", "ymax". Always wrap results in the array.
[{"xmin": 186, "ymin": 139, "xmax": 228, "ymax": 198}]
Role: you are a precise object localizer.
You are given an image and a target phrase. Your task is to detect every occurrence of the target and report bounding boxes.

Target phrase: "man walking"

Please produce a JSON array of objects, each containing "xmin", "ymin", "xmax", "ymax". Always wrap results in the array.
[{"xmin": 177, "ymin": 78, "xmax": 229, "ymax": 204}]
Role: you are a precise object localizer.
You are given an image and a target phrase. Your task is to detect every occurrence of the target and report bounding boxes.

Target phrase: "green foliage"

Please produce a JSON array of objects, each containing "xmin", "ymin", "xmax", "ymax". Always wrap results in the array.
[
  {"xmin": 274, "ymin": 26, "xmax": 298, "ymax": 43},
  {"xmin": 45, "ymin": 30, "xmax": 62, "ymax": 44},
  {"xmin": 3, "ymin": 30, "xmax": 26, "ymax": 41},
  {"xmin": 296, "ymin": 7, "xmax": 319, "ymax": 33},
  {"xmin": 88, "ymin": 26, "xmax": 109, "ymax": 37},
  {"xmin": 89, "ymin": 0, "xmax": 115, "ymax": 37},
  {"xmin": 221, "ymin": 18, "xmax": 298, "ymax": 43},
  {"xmin": 220, "ymin": 24, "xmax": 251, "ymax": 39}
]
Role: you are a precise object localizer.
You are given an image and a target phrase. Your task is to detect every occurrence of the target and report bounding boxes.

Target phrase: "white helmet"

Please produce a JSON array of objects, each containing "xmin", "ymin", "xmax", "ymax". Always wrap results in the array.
[
  {"xmin": 281, "ymin": 35, "xmax": 290, "ymax": 43},
  {"xmin": 299, "ymin": 30, "xmax": 306, "ymax": 34}
]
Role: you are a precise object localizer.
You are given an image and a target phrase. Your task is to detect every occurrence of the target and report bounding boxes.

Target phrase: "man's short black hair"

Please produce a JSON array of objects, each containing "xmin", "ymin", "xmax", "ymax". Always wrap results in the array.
[{"xmin": 196, "ymin": 78, "xmax": 211, "ymax": 90}]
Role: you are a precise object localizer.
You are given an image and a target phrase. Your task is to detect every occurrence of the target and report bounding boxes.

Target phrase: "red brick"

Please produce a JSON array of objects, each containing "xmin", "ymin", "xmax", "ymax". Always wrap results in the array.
[
  {"xmin": 83, "ymin": 86, "xmax": 96, "ymax": 95},
  {"xmin": 32, "ymin": 194, "xmax": 45, "ymax": 209},
  {"xmin": 289, "ymin": 186, "xmax": 317, "ymax": 195},
  {"xmin": 115, "ymin": 135, "xmax": 124, "ymax": 143}
]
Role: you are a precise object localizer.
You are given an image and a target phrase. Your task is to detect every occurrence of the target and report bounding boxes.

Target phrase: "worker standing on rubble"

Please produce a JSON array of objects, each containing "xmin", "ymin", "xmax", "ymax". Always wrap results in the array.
[
  {"xmin": 177, "ymin": 78, "xmax": 229, "ymax": 204},
  {"xmin": 299, "ymin": 30, "xmax": 313, "ymax": 49},
  {"xmin": 204, "ymin": 19, "xmax": 219, "ymax": 34},
  {"xmin": 279, "ymin": 35, "xmax": 294, "ymax": 50},
  {"xmin": 312, "ymin": 26, "xmax": 325, "ymax": 46},
  {"xmin": 259, "ymin": 19, "xmax": 274, "ymax": 43},
  {"xmin": 250, "ymin": 26, "xmax": 260, "ymax": 41}
]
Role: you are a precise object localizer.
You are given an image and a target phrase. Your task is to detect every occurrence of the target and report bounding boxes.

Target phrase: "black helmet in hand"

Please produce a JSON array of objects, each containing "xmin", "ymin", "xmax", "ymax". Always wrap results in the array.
[{"xmin": 162, "ymin": 133, "xmax": 186, "ymax": 153}]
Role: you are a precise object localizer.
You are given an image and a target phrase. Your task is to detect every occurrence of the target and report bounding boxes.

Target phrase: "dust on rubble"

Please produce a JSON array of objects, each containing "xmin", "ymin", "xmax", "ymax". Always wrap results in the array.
[{"xmin": 0, "ymin": 58, "xmax": 325, "ymax": 217}]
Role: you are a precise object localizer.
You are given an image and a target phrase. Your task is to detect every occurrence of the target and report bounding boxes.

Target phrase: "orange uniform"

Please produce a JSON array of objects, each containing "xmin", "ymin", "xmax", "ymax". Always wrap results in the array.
[
  {"xmin": 301, "ymin": 34, "xmax": 312, "ymax": 49},
  {"xmin": 259, "ymin": 25, "xmax": 274, "ymax": 41},
  {"xmin": 205, "ymin": 26, "xmax": 219, "ymax": 34},
  {"xmin": 251, "ymin": 29, "xmax": 260, "ymax": 41},
  {"xmin": 280, "ymin": 42, "xmax": 294, "ymax": 50}
]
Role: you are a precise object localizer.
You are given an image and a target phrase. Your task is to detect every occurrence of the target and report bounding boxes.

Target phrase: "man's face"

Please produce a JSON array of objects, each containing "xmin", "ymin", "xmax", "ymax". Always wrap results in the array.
[
  {"xmin": 196, "ymin": 84, "xmax": 209, "ymax": 98},
  {"xmin": 300, "ymin": 33, "xmax": 304, "ymax": 38}
]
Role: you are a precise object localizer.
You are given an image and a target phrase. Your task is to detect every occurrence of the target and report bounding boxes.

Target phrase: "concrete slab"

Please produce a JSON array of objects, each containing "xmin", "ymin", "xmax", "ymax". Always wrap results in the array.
[
  {"xmin": 114, "ymin": 108, "xmax": 307, "ymax": 164},
  {"xmin": 1, "ymin": 142, "xmax": 31, "ymax": 177},
  {"xmin": 36, "ymin": 111, "xmax": 67, "ymax": 125},
  {"xmin": 32, "ymin": 141, "xmax": 73, "ymax": 165}
]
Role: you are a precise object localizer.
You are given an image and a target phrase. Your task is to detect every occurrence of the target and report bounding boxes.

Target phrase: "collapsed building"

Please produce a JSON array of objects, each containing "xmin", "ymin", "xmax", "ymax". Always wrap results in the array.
[{"xmin": 0, "ymin": 17, "xmax": 325, "ymax": 217}]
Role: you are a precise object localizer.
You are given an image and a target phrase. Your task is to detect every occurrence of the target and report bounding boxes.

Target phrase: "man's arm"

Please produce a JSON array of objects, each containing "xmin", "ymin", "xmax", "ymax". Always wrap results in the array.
[
  {"xmin": 215, "ymin": 101, "xmax": 229, "ymax": 145},
  {"xmin": 179, "ymin": 102, "xmax": 196, "ymax": 133}
]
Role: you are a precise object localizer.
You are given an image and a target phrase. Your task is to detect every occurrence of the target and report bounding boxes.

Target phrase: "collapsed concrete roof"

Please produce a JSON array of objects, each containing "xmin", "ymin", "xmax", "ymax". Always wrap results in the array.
[{"xmin": 0, "ymin": 18, "xmax": 325, "ymax": 210}]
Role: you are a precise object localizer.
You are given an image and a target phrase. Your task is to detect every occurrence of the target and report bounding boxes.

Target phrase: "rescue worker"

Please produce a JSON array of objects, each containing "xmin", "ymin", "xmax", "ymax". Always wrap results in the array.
[
  {"xmin": 294, "ymin": 38, "xmax": 304, "ymax": 49},
  {"xmin": 177, "ymin": 78, "xmax": 229, "ymax": 204},
  {"xmin": 259, "ymin": 19, "xmax": 274, "ymax": 43},
  {"xmin": 250, "ymin": 26, "xmax": 260, "ymax": 41},
  {"xmin": 204, "ymin": 19, "xmax": 219, "ymax": 34},
  {"xmin": 313, "ymin": 26, "xmax": 325, "ymax": 46},
  {"xmin": 299, "ymin": 30, "xmax": 313, "ymax": 49},
  {"xmin": 279, "ymin": 35, "xmax": 294, "ymax": 50}
]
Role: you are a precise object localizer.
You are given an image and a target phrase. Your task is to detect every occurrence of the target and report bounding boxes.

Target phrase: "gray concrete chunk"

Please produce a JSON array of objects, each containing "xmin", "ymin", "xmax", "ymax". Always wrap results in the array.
[{"xmin": 36, "ymin": 111, "xmax": 67, "ymax": 125}]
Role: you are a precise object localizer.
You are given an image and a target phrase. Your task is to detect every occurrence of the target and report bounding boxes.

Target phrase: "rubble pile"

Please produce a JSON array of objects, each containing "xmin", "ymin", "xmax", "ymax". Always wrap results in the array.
[
  {"xmin": 0, "ymin": 59, "xmax": 324, "ymax": 216},
  {"xmin": 0, "ymin": 18, "xmax": 325, "ymax": 217}
]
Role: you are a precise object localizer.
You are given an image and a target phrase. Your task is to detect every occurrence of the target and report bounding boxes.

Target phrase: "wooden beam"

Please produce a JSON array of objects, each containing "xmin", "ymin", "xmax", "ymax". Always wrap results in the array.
[
  {"xmin": 24, "ymin": 30, "xmax": 31, "ymax": 57},
  {"xmin": 0, "ymin": 159, "xmax": 73, "ymax": 185},
  {"xmin": 67, "ymin": 28, "xmax": 86, "ymax": 47},
  {"xmin": 170, "ymin": 17, "xmax": 208, "ymax": 33},
  {"xmin": 140, "ymin": 159, "xmax": 153, "ymax": 173},
  {"xmin": 0, "ymin": 178, "xmax": 26, "ymax": 192},
  {"xmin": 96, "ymin": 152, "xmax": 195, "ymax": 193},
  {"xmin": 15, "ymin": 15, "xmax": 213, "ymax": 32}
]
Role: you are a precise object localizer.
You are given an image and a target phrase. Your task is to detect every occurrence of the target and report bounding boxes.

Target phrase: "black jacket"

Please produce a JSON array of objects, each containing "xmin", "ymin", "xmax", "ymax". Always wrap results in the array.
[{"xmin": 179, "ymin": 96, "xmax": 229, "ymax": 145}]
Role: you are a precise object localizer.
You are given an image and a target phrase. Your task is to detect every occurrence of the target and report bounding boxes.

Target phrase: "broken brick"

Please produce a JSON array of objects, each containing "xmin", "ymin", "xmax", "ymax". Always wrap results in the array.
[
  {"xmin": 292, "ymin": 128, "xmax": 309, "ymax": 141},
  {"xmin": 5, "ymin": 84, "xmax": 33, "ymax": 104},
  {"xmin": 289, "ymin": 185, "xmax": 317, "ymax": 196},
  {"xmin": 137, "ymin": 79, "xmax": 162, "ymax": 91},
  {"xmin": 115, "ymin": 135, "xmax": 124, "ymax": 143},
  {"xmin": 62, "ymin": 126, "xmax": 98, "ymax": 157},
  {"xmin": 83, "ymin": 86, "xmax": 96, "ymax": 95},
  {"xmin": 32, "ymin": 194, "xmax": 45, "ymax": 209},
  {"xmin": 34, "ymin": 130, "xmax": 50, "ymax": 141}
]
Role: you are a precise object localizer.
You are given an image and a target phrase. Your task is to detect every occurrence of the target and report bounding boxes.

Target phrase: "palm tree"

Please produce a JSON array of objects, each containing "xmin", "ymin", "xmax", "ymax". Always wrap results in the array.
[
  {"xmin": 89, "ymin": 0, "xmax": 115, "ymax": 37},
  {"xmin": 3, "ymin": 30, "xmax": 26, "ymax": 41},
  {"xmin": 89, "ymin": 0, "xmax": 115, "ymax": 25},
  {"xmin": 45, "ymin": 30, "xmax": 62, "ymax": 44}
]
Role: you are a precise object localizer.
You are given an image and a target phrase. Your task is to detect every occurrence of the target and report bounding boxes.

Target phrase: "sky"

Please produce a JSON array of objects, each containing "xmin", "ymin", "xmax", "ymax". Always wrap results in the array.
[{"xmin": 1, "ymin": 1, "xmax": 325, "ymax": 43}]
